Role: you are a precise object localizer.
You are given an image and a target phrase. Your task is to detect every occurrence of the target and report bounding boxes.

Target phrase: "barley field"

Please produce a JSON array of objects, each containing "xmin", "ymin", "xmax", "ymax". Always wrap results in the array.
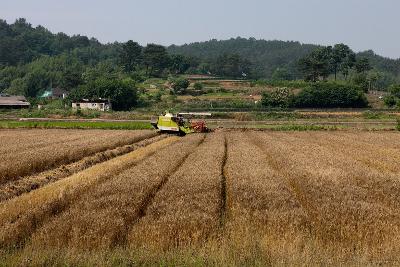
[
  {"xmin": 1, "ymin": 129, "xmax": 400, "ymax": 266},
  {"xmin": 0, "ymin": 129, "xmax": 157, "ymax": 183}
]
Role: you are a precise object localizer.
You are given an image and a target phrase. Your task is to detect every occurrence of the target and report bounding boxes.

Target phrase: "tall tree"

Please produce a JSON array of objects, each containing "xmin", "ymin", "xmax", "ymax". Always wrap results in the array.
[
  {"xmin": 211, "ymin": 53, "xmax": 251, "ymax": 78},
  {"xmin": 142, "ymin": 44, "xmax": 170, "ymax": 77},
  {"xmin": 331, "ymin": 44, "xmax": 355, "ymax": 80},
  {"xmin": 298, "ymin": 47, "xmax": 332, "ymax": 82},
  {"xmin": 119, "ymin": 40, "xmax": 142, "ymax": 72},
  {"xmin": 170, "ymin": 54, "xmax": 190, "ymax": 74},
  {"xmin": 339, "ymin": 52, "xmax": 356, "ymax": 79},
  {"xmin": 355, "ymin": 57, "xmax": 372, "ymax": 73}
]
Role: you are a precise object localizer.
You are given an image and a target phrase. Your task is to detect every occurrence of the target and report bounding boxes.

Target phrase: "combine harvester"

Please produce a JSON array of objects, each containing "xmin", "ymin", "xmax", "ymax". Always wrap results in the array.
[{"xmin": 151, "ymin": 112, "xmax": 212, "ymax": 135}]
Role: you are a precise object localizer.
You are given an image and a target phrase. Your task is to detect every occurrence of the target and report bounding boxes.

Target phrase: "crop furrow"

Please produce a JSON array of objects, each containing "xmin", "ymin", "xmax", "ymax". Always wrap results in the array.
[{"xmin": 219, "ymin": 134, "xmax": 228, "ymax": 228}]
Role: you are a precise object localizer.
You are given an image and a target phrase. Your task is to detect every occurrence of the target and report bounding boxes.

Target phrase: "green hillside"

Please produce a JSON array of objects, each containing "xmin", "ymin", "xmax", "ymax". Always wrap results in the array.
[{"xmin": 168, "ymin": 37, "xmax": 400, "ymax": 82}]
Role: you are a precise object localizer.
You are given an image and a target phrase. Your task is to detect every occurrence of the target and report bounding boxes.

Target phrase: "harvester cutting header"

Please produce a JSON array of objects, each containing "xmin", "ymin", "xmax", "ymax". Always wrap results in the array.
[{"xmin": 151, "ymin": 112, "xmax": 212, "ymax": 135}]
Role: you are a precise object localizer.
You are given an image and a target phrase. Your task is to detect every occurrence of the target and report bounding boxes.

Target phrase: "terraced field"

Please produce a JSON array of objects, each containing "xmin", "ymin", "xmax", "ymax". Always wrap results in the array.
[{"xmin": 1, "ymin": 129, "xmax": 400, "ymax": 266}]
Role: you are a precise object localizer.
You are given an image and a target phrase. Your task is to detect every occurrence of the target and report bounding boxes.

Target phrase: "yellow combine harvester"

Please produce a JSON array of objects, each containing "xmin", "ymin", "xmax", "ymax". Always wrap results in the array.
[{"xmin": 151, "ymin": 112, "xmax": 212, "ymax": 135}]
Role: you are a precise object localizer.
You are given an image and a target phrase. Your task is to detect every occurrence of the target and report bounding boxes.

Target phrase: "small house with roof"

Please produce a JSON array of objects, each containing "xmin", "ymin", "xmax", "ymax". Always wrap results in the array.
[
  {"xmin": 72, "ymin": 98, "xmax": 112, "ymax": 112},
  {"xmin": 0, "ymin": 94, "xmax": 30, "ymax": 109}
]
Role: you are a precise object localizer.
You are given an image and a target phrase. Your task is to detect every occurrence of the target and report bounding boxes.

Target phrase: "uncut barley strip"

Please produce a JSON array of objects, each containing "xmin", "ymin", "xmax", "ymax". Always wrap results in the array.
[
  {"xmin": 128, "ymin": 132, "xmax": 225, "ymax": 250},
  {"xmin": 338, "ymin": 131, "xmax": 400, "ymax": 148},
  {"xmin": 0, "ymin": 136, "xmax": 179, "ymax": 248},
  {"xmin": 0, "ymin": 130, "xmax": 124, "ymax": 178},
  {"xmin": 260, "ymin": 132, "xmax": 400, "ymax": 211},
  {"xmin": 0, "ymin": 130, "xmax": 157, "ymax": 183},
  {"xmin": 251, "ymin": 132, "xmax": 400, "ymax": 255},
  {"xmin": 223, "ymin": 132, "xmax": 308, "ymax": 237},
  {"xmin": 251, "ymin": 131, "xmax": 400, "ymax": 213},
  {"xmin": 0, "ymin": 130, "xmax": 99, "ymax": 155},
  {"xmin": 0, "ymin": 134, "xmax": 168, "ymax": 202},
  {"xmin": 306, "ymin": 132, "xmax": 400, "ymax": 173},
  {"xmin": 27, "ymin": 134, "xmax": 204, "ymax": 250},
  {"xmin": 246, "ymin": 132, "xmax": 322, "ymax": 227},
  {"xmin": 255, "ymin": 132, "xmax": 400, "ymax": 260},
  {"xmin": 0, "ymin": 130, "xmax": 148, "ymax": 161},
  {"xmin": 284, "ymin": 131, "xmax": 400, "ymax": 173}
]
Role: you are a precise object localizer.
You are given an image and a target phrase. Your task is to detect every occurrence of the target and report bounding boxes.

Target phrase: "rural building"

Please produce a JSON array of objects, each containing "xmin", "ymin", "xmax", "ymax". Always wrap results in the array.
[
  {"xmin": 39, "ymin": 87, "xmax": 68, "ymax": 99},
  {"xmin": 72, "ymin": 99, "xmax": 111, "ymax": 111},
  {"xmin": 0, "ymin": 94, "xmax": 30, "ymax": 109}
]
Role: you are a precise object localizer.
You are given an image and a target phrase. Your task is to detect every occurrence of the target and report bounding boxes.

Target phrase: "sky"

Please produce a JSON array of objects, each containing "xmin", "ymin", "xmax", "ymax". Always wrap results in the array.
[{"xmin": 1, "ymin": 0, "xmax": 399, "ymax": 59}]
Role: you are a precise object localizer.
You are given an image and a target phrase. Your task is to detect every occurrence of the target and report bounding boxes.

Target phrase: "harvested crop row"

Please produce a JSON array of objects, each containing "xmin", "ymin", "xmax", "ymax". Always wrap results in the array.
[
  {"xmin": 0, "ymin": 129, "xmax": 158, "ymax": 183},
  {"xmin": 250, "ymin": 131, "xmax": 400, "ymax": 263},
  {"xmin": 25, "ymin": 134, "xmax": 205, "ymax": 250},
  {"xmin": 0, "ymin": 134, "xmax": 168, "ymax": 202},
  {"xmin": 0, "ymin": 136, "xmax": 180, "ymax": 248},
  {"xmin": 128, "ymin": 132, "xmax": 226, "ymax": 250}
]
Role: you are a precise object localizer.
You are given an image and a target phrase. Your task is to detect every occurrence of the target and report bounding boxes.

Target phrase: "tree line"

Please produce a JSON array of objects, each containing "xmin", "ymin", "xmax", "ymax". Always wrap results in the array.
[
  {"xmin": 1, "ymin": 18, "xmax": 400, "ymax": 110},
  {"xmin": 169, "ymin": 37, "xmax": 400, "ymax": 88}
]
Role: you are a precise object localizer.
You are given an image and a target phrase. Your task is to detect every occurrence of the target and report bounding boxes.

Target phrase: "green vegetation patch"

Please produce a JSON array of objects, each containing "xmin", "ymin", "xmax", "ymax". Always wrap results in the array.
[{"xmin": 0, "ymin": 120, "xmax": 152, "ymax": 130}]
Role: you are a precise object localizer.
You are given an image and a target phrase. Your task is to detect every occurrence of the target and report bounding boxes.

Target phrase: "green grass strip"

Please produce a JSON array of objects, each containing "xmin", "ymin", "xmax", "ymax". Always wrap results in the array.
[{"xmin": 0, "ymin": 120, "xmax": 153, "ymax": 130}]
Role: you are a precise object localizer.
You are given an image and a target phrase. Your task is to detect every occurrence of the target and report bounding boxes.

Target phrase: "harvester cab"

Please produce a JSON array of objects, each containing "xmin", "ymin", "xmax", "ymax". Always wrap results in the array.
[{"xmin": 151, "ymin": 112, "xmax": 212, "ymax": 135}]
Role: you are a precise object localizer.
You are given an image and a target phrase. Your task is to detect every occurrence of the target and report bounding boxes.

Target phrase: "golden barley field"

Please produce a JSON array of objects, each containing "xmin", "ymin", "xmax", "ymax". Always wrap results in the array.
[
  {"xmin": 1, "ymin": 129, "xmax": 400, "ymax": 266},
  {"xmin": 0, "ymin": 129, "xmax": 157, "ymax": 183}
]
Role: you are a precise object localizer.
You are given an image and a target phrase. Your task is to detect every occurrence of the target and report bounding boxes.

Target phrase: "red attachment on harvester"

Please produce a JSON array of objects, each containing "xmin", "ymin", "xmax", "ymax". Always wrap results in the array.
[{"xmin": 191, "ymin": 121, "xmax": 208, "ymax": 133}]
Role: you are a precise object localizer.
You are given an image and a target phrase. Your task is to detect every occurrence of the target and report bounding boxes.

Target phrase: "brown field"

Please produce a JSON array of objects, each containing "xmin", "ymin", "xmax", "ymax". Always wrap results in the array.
[{"xmin": 1, "ymin": 129, "xmax": 400, "ymax": 266}]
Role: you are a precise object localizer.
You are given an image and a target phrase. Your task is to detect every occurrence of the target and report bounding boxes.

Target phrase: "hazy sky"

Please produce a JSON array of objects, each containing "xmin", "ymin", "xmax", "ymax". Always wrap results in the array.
[{"xmin": 1, "ymin": 0, "xmax": 399, "ymax": 59}]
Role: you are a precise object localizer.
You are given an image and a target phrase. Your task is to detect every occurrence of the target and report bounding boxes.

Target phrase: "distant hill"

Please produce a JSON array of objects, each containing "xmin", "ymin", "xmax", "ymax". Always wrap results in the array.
[
  {"xmin": 168, "ymin": 37, "xmax": 400, "ymax": 80},
  {"xmin": 0, "ymin": 18, "xmax": 120, "ymax": 66},
  {"xmin": 1, "ymin": 18, "xmax": 399, "ymax": 95}
]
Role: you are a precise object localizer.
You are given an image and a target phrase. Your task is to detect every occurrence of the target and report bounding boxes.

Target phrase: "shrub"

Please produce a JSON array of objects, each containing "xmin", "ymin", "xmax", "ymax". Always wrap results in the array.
[
  {"xmin": 362, "ymin": 111, "xmax": 384, "ymax": 120},
  {"xmin": 193, "ymin": 82, "xmax": 204, "ymax": 90},
  {"xmin": 171, "ymin": 78, "xmax": 190, "ymax": 95},
  {"xmin": 261, "ymin": 87, "xmax": 294, "ymax": 108},
  {"xmin": 295, "ymin": 82, "xmax": 368, "ymax": 108},
  {"xmin": 389, "ymin": 84, "xmax": 400, "ymax": 98},
  {"xmin": 384, "ymin": 95, "xmax": 397, "ymax": 107}
]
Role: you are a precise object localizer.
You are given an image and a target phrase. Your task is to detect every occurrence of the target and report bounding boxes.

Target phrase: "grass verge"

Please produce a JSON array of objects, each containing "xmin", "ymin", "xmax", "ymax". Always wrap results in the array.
[{"xmin": 0, "ymin": 120, "xmax": 152, "ymax": 130}]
